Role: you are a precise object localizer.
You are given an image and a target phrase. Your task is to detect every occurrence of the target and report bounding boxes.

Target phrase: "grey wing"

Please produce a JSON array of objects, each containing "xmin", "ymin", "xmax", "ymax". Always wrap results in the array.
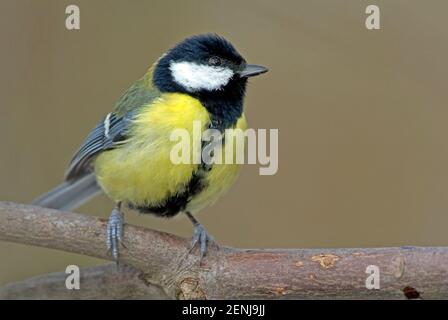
[
  {"xmin": 65, "ymin": 78, "xmax": 161, "ymax": 181},
  {"xmin": 33, "ymin": 78, "xmax": 159, "ymax": 211},
  {"xmin": 65, "ymin": 112, "xmax": 130, "ymax": 181},
  {"xmin": 32, "ymin": 113, "xmax": 130, "ymax": 210}
]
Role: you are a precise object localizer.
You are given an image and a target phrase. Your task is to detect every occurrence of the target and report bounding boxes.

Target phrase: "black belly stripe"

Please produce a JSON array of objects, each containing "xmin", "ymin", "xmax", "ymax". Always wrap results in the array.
[{"xmin": 129, "ymin": 170, "xmax": 207, "ymax": 217}]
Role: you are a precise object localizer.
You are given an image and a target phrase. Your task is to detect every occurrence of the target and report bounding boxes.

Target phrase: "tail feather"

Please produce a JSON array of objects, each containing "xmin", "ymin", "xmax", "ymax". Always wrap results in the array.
[{"xmin": 32, "ymin": 173, "xmax": 101, "ymax": 211}]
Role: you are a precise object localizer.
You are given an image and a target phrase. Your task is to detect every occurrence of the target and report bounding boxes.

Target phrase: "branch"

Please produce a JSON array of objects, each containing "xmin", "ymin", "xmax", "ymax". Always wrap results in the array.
[
  {"xmin": 0, "ymin": 263, "xmax": 168, "ymax": 299},
  {"xmin": 0, "ymin": 201, "xmax": 448, "ymax": 299}
]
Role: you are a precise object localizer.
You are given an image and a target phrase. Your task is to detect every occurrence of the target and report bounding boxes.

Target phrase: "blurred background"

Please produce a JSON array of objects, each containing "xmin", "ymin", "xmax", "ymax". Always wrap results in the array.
[{"xmin": 1, "ymin": 0, "xmax": 448, "ymax": 285}]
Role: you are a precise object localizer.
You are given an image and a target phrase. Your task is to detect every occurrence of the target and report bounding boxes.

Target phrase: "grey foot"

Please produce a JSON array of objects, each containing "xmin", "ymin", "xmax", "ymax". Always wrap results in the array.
[
  {"xmin": 106, "ymin": 206, "xmax": 124, "ymax": 260},
  {"xmin": 191, "ymin": 224, "xmax": 214, "ymax": 259}
]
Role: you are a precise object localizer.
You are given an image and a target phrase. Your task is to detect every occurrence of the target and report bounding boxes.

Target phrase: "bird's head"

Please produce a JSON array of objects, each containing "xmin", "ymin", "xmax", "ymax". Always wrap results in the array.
[{"xmin": 153, "ymin": 34, "xmax": 268, "ymax": 95}]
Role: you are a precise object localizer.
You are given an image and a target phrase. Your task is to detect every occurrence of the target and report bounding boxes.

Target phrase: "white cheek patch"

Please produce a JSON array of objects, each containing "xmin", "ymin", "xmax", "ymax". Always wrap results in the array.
[{"xmin": 169, "ymin": 61, "xmax": 234, "ymax": 92}]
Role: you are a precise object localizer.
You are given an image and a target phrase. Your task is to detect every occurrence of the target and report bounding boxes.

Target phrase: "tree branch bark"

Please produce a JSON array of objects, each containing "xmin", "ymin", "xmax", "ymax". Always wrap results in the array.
[{"xmin": 0, "ymin": 201, "xmax": 447, "ymax": 299}]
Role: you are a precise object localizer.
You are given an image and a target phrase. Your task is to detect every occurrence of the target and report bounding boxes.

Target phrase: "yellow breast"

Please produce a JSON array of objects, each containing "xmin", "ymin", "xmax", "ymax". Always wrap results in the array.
[{"xmin": 94, "ymin": 92, "xmax": 247, "ymax": 211}]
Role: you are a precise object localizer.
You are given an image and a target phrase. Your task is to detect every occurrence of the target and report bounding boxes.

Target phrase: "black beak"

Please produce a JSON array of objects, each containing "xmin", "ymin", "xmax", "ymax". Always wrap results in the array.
[{"xmin": 239, "ymin": 64, "xmax": 269, "ymax": 78}]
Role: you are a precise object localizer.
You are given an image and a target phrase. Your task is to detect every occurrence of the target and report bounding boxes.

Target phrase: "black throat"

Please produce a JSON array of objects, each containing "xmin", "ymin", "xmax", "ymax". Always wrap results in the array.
[{"xmin": 193, "ymin": 77, "xmax": 247, "ymax": 130}]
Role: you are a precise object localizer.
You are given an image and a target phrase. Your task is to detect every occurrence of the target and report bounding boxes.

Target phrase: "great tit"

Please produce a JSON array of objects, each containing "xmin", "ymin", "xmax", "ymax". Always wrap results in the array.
[{"xmin": 32, "ymin": 34, "xmax": 268, "ymax": 260}]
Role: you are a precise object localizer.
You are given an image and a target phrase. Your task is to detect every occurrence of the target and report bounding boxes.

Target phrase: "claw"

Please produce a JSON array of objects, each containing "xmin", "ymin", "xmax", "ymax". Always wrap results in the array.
[
  {"xmin": 106, "ymin": 206, "xmax": 124, "ymax": 261},
  {"xmin": 190, "ymin": 224, "xmax": 214, "ymax": 259}
]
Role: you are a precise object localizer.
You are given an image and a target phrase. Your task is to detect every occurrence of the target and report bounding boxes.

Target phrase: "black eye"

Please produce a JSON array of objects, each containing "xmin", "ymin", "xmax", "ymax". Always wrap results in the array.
[{"xmin": 208, "ymin": 56, "xmax": 222, "ymax": 66}]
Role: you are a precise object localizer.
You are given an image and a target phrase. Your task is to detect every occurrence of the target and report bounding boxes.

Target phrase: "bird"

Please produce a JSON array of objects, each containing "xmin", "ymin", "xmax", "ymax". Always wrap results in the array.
[{"xmin": 32, "ymin": 34, "xmax": 268, "ymax": 260}]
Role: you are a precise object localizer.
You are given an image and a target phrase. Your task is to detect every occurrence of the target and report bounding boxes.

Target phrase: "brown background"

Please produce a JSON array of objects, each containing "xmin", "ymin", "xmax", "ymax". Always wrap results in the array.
[{"xmin": 1, "ymin": 0, "xmax": 448, "ymax": 285}]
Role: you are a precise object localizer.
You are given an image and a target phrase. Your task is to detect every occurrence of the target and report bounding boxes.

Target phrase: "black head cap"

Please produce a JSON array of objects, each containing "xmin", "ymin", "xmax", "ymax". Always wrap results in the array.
[{"xmin": 163, "ymin": 34, "xmax": 245, "ymax": 67}]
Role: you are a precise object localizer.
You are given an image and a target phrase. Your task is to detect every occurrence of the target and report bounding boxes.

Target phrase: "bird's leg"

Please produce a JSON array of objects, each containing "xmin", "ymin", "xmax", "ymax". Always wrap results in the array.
[
  {"xmin": 106, "ymin": 202, "xmax": 124, "ymax": 261},
  {"xmin": 185, "ymin": 211, "xmax": 215, "ymax": 259}
]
